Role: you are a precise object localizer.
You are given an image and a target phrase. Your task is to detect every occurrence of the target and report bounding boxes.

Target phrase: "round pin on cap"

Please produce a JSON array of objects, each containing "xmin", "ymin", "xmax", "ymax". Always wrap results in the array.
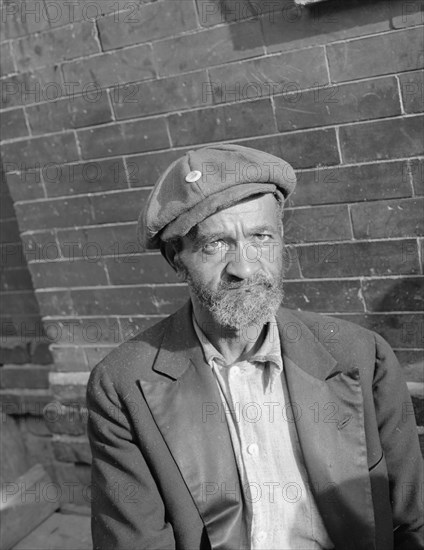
[{"xmin": 185, "ymin": 170, "xmax": 202, "ymax": 183}]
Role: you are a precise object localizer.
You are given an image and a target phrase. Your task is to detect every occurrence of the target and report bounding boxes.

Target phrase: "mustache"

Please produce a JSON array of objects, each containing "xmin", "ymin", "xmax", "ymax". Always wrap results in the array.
[{"xmin": 218, "ymin": 273, "xmax": 274, "ymax": 291}]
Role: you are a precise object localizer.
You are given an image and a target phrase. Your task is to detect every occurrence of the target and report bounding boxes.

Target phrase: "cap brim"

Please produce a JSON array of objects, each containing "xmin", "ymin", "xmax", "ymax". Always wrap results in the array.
[{"xmin": 158, "ymin": 182, "xmax": 279, "ymax": 246}]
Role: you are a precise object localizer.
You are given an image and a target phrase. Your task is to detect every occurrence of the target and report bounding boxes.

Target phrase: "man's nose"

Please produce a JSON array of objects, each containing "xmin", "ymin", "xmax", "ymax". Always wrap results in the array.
[{"xmin": 224, "ymin": 243, "xmax": 261, "ymax": 280}]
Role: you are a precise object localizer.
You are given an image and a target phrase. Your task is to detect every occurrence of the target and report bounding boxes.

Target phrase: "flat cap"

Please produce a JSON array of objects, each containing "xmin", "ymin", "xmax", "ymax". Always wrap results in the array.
[{"xmin": 138, "ymin": 143, "xmax": 296, "ymax": 250}]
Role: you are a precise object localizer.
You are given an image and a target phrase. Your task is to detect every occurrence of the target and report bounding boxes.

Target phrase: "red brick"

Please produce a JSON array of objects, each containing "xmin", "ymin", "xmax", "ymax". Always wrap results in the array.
[
  {"xmin": 119, "ymin": 316, "xmax": 166, "ymax": 339},
  {"xmin": 0, "ymin": 389, "xmax": 52, "ymax": 416},
  {"xmin": 396, "ymin": 350, "xmax": 424, "ymax": 373},
  {"xmin": 106, "ymin": 254, "xmax": 178, "ymax": 285},
  {"xmin": 1, "ymin": 132, "xmax": 79, "ymax": 169},
  {"xmin": 391, "ymin": 0, "xmax": 424, "ymax": 28},
  {"xmin": 0, "ymin": 267, "xmax": 33, "ymax": 290},
  {"xmin": 275, "ymin": 77, "xmax": 401, "ymax": 132},
  {"xmin": 20, "ymin": 231, "xmax": 60, "ymax": 262},
  {"xmin": 84, "ymin": 346, "xmax": 117, "ymax": 369},
  {"xmin": 45, "ymin": 0, "xmax": 150, "ymax": 27},
  {"xmin": 44, "ymin": 318, "xmax": 121, "ymax": 346},
  {"xmin": 0, "ymin": 42, "xmax": 15, "ymax": 77},
  {"xmin": 43, "ymin": 158, "xmax": 128, "ymax": 198},
  {"xmin": 339, "ymin": 116, "xmax": 424, "ymax": 163},
  {"xmin": 1, "ymin": 0, "xmax": 50, "ymax": 39},
  {"xmin": 62, "ymin": 45, "xmax": 156, "ymax": 89},
  {"xmin": 284, "ymin": 205, "xmax": 352, "ymax": 243},
  {"xmin": 12, "ymin": 21, "xmax": 100, "ymax": 71},
  {"xmin": 296, "ymin": 239, "xmax": 420, "ymax": 278},
  {"xmin": 98, "ymin": 0, "xmax": 198, "ymax": 50},
  {"xmin": 168, "ymin": 99, "xmax": 276, "ymax": 147},
  {"xmin": 399, "ymin": 70, "xmax": 424, "ymax": 113},
  {"xmin": 90, "ymin": 189, "xmax": 150, "ymax": 225},
  {"xmin": 196, "ymin": 0, "xmax": 265, "ymax": 26},
  {"xmin": 0, "ymin": 365, "xmax": 50, "ymax": 389},
  {"xmin": 5, "ymin": 170, "xmax": 45, "ymax": 201},
  {"xmin": 70, "ymin": 285, "xmax": 189, "ymax": 316},
  {"xmin": 112, "ymin": 71, "xmax": 211, "ymax": 120},
  {"xmin": 44, "ymin": 403, "xmax": 88, "ymax": 436},
  {"xmin": 154, "ymin": 19, "xmax": 264, "ymax": 77},
  {"xmin": 15, "ymin": 196, "xmax": 93, "ymax": 231},
  {"xmin": 209, "ymin": 47, "xmax": 328, "ymax": 104},
  {"xmin": 27, "ymin": 93, "xmax": 113, "ymax": 134},
  {"xmin": 244, "ymin": 128, "xmax": 339, "ymax": 169},
  {"xmin": 362, "ymin": 277, "xmax": 424, "ymax": 311},
  {"xmin": 283, "ymin": 280, "xmax": 364, "ymax": 313},
  {"xmin": 333, "ymin": 313, "xmax": 424, "ymax": 349},
  {"xmin": 56, "ymin": 223, "xmax": 139, "ymax": 259},
  {"xmin": 0, "ymin": 242, "xmax": 26, "ymax": 268},
  {"xmin": 126, "ymin": 150, "xmax": 184, "ymax": 187},
  {"xmin": 0, "ymin": 191, "xmax": 16, "ymax": 219},
  {"xmin": 0, "ymin": 338, "xmax": 31, "ymax": 364},
  {"xmin": 327, "ymin": 27, "xmax": 424, "ymax": 83},
  {"xmin": 53, "ymin": 462, "xmax": 91, "ymax": 506},
  {"xmin": 52, "ymin": 436, "xmax": 91, "ymax": 464},
  {"xmin": 283, "ymin": 245, "xmax": 302, "ymax": 279},
  {"xmin": 410, "ymin": 158, "xmax": 424, "ymax": 195},
  {"xmin": 292, "ymin": 161, "xmax": 413, "ymax": 206},
  {"xmin": 1, "ymin": 108, "xmax": 28, "ymax": 139},
  {"xmin": 262, "ymin": 0, "xmax": 390, "ymax": 54},
  {"xmin": 0, "ymin": 66, "xmax": 63, "ymax": 109},
  {"xmin": 77, "ymin": 119, "xmax": 169, "ymax": 160},
  {"xmin": 29, "ymin": 259, "xmax": 108, "ymax": 288},
  {"xmin": 0, "ymin": 219, "xmax": 21, "ymax": 244},
  {"xmin": 351, "ymin": 198, "xmax": 424, "ymax": 238},
  {"xmin": 50, "ymin": 346, "xmax": 88, "ymax": 371},
  {"xmin": 0, "ymin": 290, "xmax": 40, "ymax": 315}
]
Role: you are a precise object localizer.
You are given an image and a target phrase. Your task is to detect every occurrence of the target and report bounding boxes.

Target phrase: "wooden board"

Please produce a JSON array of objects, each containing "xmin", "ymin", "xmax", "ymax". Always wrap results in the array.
[{"xmin": 12, "ymin": 513, "xmax": 92, "ymax": 550}]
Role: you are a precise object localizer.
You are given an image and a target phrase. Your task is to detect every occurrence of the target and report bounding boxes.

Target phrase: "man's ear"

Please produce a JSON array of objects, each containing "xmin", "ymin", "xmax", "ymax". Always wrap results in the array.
[{"xmin": 160, "ymin": 241, "xmax": 187, "ymax": 281}]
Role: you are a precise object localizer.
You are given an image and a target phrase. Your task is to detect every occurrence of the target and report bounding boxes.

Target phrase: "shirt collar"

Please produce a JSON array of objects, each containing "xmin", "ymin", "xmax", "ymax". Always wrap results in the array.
[{"xmin": 192, "ymin": 312, "xmax": 283, "ymax": 372}]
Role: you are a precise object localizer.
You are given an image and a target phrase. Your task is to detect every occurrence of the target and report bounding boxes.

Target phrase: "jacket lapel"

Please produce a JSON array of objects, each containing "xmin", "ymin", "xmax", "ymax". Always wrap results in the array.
[
  {"xmin": 137, "ymin": 302, "xmax": 245, "ymax": 550},
  {"xmin": 276, "ymin": 309, "xmax": 376, "ymax": 550}
]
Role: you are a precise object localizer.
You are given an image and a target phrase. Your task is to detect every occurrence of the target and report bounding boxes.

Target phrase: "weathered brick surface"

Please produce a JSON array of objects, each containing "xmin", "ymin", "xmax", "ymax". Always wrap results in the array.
[
  {"xmin": 154, "ymin": 19, "xmax": 264, "ymax": 76},
  {"xmin": 12, "ymin": 21, "xmax": 100, "ymax": 71},
  {"xmin": 1, "ymin": 0, "xmax": 423, "ymax": 467},
  {"xmin": 98, "ymin": 0, "xmax": 199, "ymax": 50},
  {"xmin": 327, "ymin": 27, "xmax": 424, "ymax": 82},
  {"xmin": 168, "ymin": 99, "xmax": 276, "ymax": 146},
  {"xmin": 293, "ymin": 161, "xmax": 413, "ymax": 206},
  {"xmin": 209, "ymin": 47, "xmax": 328, "ymax": 103},
  {"xmin": 399, "ymin": 70, "xmax": 424, "ymax": 113},
  {"xmin": 339, "ymin": 116, "xmax": 424, "ymax": 162},
  {"xmin": 1, "ymin": 107, "xmax": 28, "ymax": 140},
  {"xmin": 27, "ymin": 93, "xmax": 113, "ymax": 134},
  {"xmin": 62, "ymin": 44, "xmax": 156, "ymax": 89},
  {"xmin": 112, "ymin": 71, "xmax": 211, "ymax": 120},
  {"xmin": 351, "ymin": 198, "xmax": 424, "ymax": 238},
  {"xmin": 77, "ymin": 119, "xmax": 170, "ymax": 159},
  {"xmin": 296, "ymin": 240, "xmax": 421, "ymax": 278},
  {"xmin": 275, "ymin": 77, "xmax": 401, "ymax": 131}
]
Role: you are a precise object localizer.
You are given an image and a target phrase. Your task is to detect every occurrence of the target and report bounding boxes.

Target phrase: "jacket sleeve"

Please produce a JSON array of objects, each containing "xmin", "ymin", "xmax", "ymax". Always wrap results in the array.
[
  {"xmin": 372, "ymin": 333, "xmax": 424, "ymax": 549},
  {"xmin": 86, "ymin": 364, "xmax": 176, "ymax": 550}
]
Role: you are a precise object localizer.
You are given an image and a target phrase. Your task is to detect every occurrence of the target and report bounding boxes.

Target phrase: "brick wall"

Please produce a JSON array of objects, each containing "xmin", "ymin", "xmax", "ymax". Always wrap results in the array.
[{"xmin": 0, "ymin": 0, "xmax": 423, "ymax": 507}]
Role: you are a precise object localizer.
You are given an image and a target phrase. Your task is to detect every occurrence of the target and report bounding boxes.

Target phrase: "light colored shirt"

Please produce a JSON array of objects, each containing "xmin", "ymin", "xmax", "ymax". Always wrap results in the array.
[{"xmin": 192, "ymin": 315, "xmax": 334, "ymax": 550}]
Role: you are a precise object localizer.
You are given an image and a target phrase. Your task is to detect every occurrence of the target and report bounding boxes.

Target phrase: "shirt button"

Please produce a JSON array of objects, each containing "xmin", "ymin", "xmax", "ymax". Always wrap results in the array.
[{"xmin": 247, "ymin": 443, "xmax": 259, "ymax": 455}]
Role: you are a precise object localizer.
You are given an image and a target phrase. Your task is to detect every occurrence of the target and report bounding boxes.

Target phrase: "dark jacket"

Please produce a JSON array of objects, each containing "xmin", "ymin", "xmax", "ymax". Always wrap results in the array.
[{"xmin": 87, "ymin": 302, "xmax": 424, "ymax": 550}]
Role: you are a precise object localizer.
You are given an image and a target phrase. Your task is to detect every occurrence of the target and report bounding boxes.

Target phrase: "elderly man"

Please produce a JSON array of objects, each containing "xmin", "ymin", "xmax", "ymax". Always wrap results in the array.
[{"xmin": 87, "ymin": 144, "xmax": 423, "ymax": 550}]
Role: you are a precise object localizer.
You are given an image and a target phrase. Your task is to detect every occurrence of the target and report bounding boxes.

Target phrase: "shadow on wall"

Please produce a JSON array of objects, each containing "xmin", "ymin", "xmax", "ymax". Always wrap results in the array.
[{"xmin": 0, "ymin": 159, "xmax": 52, "ymax": 365}]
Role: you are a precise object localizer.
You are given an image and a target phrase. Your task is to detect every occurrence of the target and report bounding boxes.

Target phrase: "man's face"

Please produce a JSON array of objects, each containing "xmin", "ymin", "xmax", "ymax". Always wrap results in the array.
[{"xmin": 175, "ymin": 193, "xmax": 285, "ymax": 331}]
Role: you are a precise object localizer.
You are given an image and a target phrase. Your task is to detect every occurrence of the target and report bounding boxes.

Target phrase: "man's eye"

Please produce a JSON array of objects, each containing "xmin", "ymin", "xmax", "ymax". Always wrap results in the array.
[
  {"xmin": 203, "ymin": 241, "xmax": 224, "ymax": 254},
  {"xmin": 254, "ymin": 234, "xmax": 271, "ymax": 241}
]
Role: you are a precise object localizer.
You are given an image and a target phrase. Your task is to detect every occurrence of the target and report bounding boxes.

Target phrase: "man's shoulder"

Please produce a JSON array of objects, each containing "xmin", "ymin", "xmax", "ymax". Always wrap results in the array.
[
  {"xmin": 278, "ymin": 307, "xmax": 380, "ymax": 362},
  {"xmin": 88, "ymin": 312, "xmax": 176, "ymax": 386}
]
